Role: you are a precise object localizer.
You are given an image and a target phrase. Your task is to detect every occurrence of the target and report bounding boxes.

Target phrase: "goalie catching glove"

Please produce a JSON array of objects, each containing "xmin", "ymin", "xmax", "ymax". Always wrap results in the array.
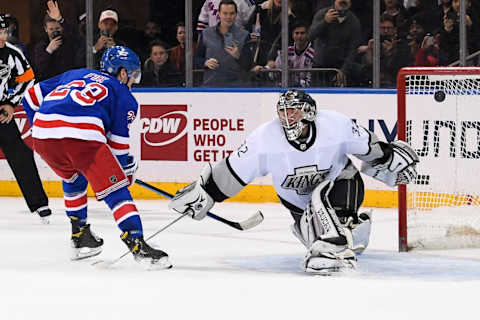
[
  {"xmin": 168, "ymin": 164, "xmax": 214, "ymax": 220},
  {"xmin": 361, "ymin": 140, "xmax": 419, "ymax": 187}
]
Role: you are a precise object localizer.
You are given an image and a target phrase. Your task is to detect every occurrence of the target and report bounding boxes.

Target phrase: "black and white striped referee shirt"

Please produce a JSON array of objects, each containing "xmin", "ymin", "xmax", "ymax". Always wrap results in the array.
[{"xmin": 0, "ymin": 42, "xmax": 35, "ymax": 106}]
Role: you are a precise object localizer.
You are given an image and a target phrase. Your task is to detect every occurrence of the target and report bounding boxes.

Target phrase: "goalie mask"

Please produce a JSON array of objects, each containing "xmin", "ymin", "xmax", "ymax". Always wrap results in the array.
[{"xmin": 277, "ymin": 89, "xmax": 317, "ymax": 141}]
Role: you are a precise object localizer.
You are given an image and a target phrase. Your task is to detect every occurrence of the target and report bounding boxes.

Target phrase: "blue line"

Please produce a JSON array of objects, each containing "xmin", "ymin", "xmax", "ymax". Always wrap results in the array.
[{"xmin": 132, "ymin": 87, "xmax": 397, "ymax": 94}]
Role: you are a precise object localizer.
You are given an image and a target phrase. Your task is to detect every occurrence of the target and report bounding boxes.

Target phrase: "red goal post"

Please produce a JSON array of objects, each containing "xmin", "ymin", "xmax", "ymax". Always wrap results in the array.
[{"xmin": 397, "ymin": 67, "xmax": 480, "ymax": 252}]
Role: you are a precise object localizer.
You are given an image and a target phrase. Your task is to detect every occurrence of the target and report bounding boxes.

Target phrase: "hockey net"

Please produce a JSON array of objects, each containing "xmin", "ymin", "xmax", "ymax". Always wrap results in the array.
[{"xmin": 397, "ymin": 67, "xmax": 480, "ymax": 251}]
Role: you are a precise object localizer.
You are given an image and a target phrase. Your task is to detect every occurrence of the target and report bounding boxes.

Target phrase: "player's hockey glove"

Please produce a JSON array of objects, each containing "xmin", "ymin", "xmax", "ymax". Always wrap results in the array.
[
  {"xmin": 361, "ymin": 140, "xmax": 419, "ymax": 186},
  {"xmin": 123, "ymin": 154, "xmax": 138, "ymax": 186},
  {"xmin": 168, "ymin": 163, "xmax": 214, "ymax": 220}
]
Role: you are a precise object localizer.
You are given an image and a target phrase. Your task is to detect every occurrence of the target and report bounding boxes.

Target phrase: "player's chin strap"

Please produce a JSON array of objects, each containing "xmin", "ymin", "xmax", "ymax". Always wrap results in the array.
[{"xmin": 361, "ymin": 140, "xmax": 419, "ymax": 187}]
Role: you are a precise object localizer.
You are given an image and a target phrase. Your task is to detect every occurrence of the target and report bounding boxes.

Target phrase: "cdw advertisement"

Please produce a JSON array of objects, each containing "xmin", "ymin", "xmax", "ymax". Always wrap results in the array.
[
  {"xmin": 138, "ymin": 102, "xmax": 250, "ymax": 164},
  {"xmin": 0, "ymin": 91, "xmax": 398, "ymax": 189}
]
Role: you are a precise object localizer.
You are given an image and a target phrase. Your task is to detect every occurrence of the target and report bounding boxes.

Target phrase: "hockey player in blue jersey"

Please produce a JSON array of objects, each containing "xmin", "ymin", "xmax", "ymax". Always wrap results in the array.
[{"xmin": 22, "ymin": 46, "xmax": 171, "ymax": 268}]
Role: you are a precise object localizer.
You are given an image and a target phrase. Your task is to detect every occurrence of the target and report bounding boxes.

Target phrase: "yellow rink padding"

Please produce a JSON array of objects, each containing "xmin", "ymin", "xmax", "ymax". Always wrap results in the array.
[{"xmin": 0, "ymin": 180, "xmax": 399, "ymax": 208}]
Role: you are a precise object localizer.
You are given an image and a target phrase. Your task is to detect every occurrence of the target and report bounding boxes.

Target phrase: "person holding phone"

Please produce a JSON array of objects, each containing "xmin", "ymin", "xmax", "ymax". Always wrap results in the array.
[
  {"xmin": 34, "ymin": 0, "xmax": 81, "ymax": 81},
  {"xmin": 92, "ymin": 9, "xmax": 125, "ymax": 68},
  {"xmin": 194, "ymin": 0, "xmax": 253, "ymax": 87},
  {"xmin": 352, "ymin": 14, "xmax": 412, "ymax": 88},
  {"xmin": 309, "ymin": 0, "xmax": 361, "ymax": 87},
  {"xmin": 414, "ymin": 31, "xmax": 443, "ymax": 66}
]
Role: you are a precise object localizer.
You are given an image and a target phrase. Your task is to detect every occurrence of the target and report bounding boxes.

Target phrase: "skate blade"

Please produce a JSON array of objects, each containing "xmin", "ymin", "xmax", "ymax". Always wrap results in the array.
[
  {"xmin": 39, "ymin": 216, "xmax": 50, "ymax": 225},
  {"xmin": 306, "ymin": 264, "xmax": 356, "ymax": 276},
  {"xmin": 71, "ymin": 247, "xmax": 102, "ymax": 261},
  {"xmin": 304, "ymin": 258, "xmax": 356, "ymax": 275},
  {"xmin": 353, "ymin": 245, "xmax": 366, "ymax": 255},
  {"xmin": 137, "ymin": 256, "xmax": 173, "ymax": 271}
]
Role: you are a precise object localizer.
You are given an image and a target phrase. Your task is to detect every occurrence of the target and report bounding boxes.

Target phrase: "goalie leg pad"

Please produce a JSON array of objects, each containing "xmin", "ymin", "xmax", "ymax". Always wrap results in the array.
[
  {"xmin": 297, "ymin": 180, "xmax": 347, "ymax": 248},
  {"xmin": 351, "ymin": 211, "xmax": 372, "ymax": 254},
  {"xmin": 168, "ymin": 163, "xmax": 214, "ymax": 220}
]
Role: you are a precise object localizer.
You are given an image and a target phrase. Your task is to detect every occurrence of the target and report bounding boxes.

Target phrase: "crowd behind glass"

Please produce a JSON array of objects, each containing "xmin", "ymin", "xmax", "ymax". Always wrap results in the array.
[{"xmin": 5, "ymin": 0, "xmax": 480, "ymax": 89}]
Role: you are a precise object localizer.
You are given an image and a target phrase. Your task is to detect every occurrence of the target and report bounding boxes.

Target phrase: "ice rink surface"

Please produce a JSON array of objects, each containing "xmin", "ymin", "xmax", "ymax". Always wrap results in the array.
[{"xmin": 2, "ymin": 197, "xmax": 480, "ymax": 320}]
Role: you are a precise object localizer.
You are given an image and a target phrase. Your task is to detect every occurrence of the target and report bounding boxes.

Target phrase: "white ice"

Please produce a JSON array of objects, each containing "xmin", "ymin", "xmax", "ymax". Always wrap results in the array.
[{"xmin": 1, "ymin": 197, "xmax": 480, "ymax": 320}]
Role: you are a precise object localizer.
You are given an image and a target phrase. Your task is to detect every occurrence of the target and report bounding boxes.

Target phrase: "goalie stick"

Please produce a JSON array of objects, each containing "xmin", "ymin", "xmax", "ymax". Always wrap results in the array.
[{"xmin": 135, "ymin": 179, "xmax": 264, "ymax": 231}]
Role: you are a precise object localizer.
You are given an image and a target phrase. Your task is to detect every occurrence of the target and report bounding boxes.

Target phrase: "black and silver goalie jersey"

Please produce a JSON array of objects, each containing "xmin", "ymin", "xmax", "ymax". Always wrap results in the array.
[
  {"xmin": 0, "ymin": 42, "xmax": 35, "ymax": 105},
  {"xmin": 227, "ymin": 110, "xmax": 372, "ymax": 212}
]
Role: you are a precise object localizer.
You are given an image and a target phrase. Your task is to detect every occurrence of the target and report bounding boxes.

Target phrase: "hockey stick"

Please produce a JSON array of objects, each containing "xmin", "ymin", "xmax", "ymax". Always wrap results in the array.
[
  {"xmin": 92, "ymin": 212, "xmax": 189, "ymax": 268},
  {"xmin": 135, "ymin": 179, "xmax": 264, "ymax": 231}
]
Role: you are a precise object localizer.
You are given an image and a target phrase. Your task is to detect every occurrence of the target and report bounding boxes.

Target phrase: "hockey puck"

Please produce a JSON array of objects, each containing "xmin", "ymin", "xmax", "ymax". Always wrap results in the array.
[
  {"xmin": 0, "ymin": 109, "xmax": 8, "ymax": 116},
  {"xmin": 434, "ymin": 91, "xmax": 446, "ymax": 102}
]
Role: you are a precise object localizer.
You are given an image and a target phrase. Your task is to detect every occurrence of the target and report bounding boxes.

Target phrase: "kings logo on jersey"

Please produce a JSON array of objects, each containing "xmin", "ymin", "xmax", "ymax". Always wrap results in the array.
[
  {"xmin": 281, "ymin": 165, "xmax": 331, "ymax": 195},
  {"xmin": 139, "ymin": 105, "xmax": 188, "ymax": 161},
  {"xmin": 0, "ymin": 106, "xmax": 32, "ymax": 159}
]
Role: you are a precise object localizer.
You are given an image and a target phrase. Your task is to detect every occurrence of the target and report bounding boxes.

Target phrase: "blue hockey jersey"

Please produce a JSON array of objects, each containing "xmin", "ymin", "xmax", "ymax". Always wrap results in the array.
[{"xmin": 22, "ymin": 68, "xmax": 137, "ymax": 166}]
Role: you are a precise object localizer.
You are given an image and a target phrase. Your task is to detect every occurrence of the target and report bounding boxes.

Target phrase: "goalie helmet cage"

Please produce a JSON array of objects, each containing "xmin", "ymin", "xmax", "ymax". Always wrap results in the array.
[{"xmin": 397, "ymin": 67, "xmax": 480, "ymax": 252}]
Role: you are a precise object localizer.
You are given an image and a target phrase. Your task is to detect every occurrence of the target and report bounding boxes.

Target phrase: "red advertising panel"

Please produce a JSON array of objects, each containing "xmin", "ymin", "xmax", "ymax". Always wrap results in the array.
[
  {"xmin": 140, "ymin": 105, "xmax": 188, "ymax": 161},
  {"xmin": 0, "ymin": 106, "xmax": 32, "ymax": 159}
]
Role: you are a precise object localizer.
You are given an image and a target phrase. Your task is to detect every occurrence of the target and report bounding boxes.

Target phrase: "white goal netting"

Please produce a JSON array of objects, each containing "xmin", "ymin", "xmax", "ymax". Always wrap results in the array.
[{"xmin": 403, "ymin": 69, "xmax": 480, "ymax": 250}]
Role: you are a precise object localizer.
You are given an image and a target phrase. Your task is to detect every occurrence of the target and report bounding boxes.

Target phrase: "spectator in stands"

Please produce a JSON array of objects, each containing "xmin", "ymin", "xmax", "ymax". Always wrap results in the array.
[
  {"xmin": 267, "ymin": 21, "xmax": 314, "ymax": 88},
  {"xmin": 196, "ymin": 0, "xmax": 255, "ymax": 33},
  {"xmin": 405, "ymin": 0, "xmax": 444, "ymax": 34},
  {"xmin": 407, "ymin": 14, "xmax": 427, "ymax": 63},
  {"xmin": 138, "ymin": 20, "xmax": 163, "ymax": 63},
  {"xmin": 92, "ymin": 9, "xmax": 124, "ymax": 67},
  {"xmin": 312, "ymin": 0, "xmax": 334, "ymax": 13},
  {"xmin": 247, "ymin": 0, "xmax": 295, "ymax": 67},
  {"xmin": 438, "ymin": 0, "xmax": 476, "ymax": 64},
  {"xmin": 351, "ymin": 0, "xmax": 374, "ymax": 43},
  {"xmin": 170, "ymin": 22, "xmax": 197, "ymax": 74},
  {"xmin": 141, "ymin": 40, "xmax": 183, "ymax": 87},
  {"xmin": 194, "ymin": 0, "xmax": 253, "ymax": 87},
  {"xmin": 309, "ymin": 0, "xmax": 361, "ymax": 87},
  {"xmin": 382, "ymin": 0, "xmax": 410, "ymax": 39},
  {"xmin": 438, "ymin": 0, "xmax": 454, "ymax": 17},
  {"xmin": 414, "ymin": 32, "xmax": 444, "ymax": 66},
  {"xmin": 33, "ymin": 1, "xmax": 81, "ymax": 81},
  {"xmin": 353, "ymin": 14, "xmax": 412, "ymax": 87}
]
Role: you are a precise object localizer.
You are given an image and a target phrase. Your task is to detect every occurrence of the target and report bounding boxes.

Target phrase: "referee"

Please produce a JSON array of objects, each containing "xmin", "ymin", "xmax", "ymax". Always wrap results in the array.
[{"xmin": 0, "ymin": 14, "xmax": 51, "ymax": 223}]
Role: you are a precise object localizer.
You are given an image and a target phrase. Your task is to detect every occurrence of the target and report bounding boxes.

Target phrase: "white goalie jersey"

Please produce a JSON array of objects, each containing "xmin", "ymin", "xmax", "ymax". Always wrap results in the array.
[{"xmin": 222, "ymin": 110, "xmax": 372, "ymax": 211}]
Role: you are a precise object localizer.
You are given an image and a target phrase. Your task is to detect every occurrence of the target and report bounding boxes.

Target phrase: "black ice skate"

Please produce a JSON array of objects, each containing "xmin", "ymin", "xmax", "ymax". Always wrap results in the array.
[
  {"xmin": 70, "ymin": 217, "xmax": 103, "ymax": 260},
  {"xmin": 121, "ymin": 231, "xmax": 172, "ymax": 269},
  {"xmin": 35, "ymin": 207, "xmax": 52, "ymax": 224}
]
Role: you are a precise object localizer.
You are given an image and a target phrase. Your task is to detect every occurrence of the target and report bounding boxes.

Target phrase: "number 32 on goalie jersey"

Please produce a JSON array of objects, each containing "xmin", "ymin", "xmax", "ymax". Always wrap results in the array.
[{"xmin": 44, "ymin": 80, "xmax": 108, "ymax": 107}]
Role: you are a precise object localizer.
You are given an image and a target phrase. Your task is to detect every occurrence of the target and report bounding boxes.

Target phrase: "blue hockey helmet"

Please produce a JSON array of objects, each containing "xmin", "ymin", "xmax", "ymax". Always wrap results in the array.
[{"xmin": 100, "ymin": 46, "xmax": 141, "ymax": 84}]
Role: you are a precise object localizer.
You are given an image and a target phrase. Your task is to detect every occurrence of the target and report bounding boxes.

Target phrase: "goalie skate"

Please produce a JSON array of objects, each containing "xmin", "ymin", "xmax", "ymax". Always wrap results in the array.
[
  {"xmin": 303, "ymin": 240, "xmax": 357, "ymax": 275},
  {"xmin": 121, "ymin": 231, "xmax": 172, "ymax": 270}
]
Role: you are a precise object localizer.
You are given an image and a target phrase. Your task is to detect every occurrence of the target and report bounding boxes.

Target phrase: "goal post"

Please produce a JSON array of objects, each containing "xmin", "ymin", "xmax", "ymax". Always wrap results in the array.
[{"xmin": 397, "ymin": 67, "xmax": 480, "ymax": 252}]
